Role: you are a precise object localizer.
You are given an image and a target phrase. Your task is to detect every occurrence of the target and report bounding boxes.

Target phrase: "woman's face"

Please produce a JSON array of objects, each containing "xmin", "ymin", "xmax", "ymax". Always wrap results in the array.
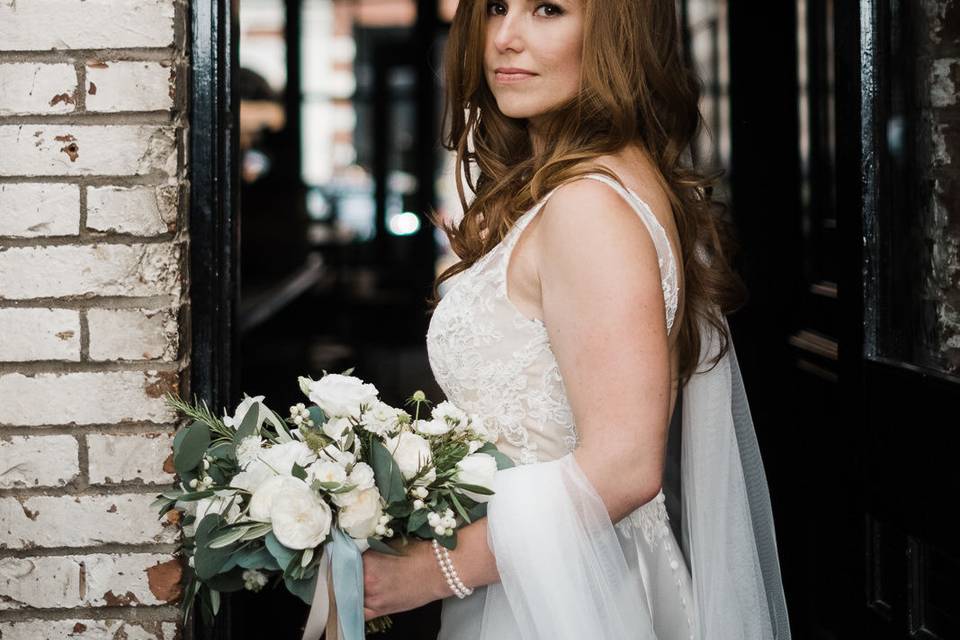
[{"xmin": 483, "ymin": 0, "xmax": 584, "ymax": 122}]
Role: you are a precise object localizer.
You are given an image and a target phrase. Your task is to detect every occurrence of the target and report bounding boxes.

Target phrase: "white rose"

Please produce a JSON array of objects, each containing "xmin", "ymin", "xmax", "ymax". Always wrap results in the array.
[
  {"xmin": 270, "ymin": 479, "xmax": 332, "ymax": 549},
  {"xmin": 338, "ymin": 487, "xmax": 383, "ymax": 539},
  {"xmin": 307, "ymin": 373, "xmax": 379, "ymax": 419},
  {"xmin": 320, "ymin": 443, "xmax": 356, "ymax": 468},
  {"xmin": 259, "ymin": 441, "xmax": 316, "ymax": 476},
  {"xmin": 230, "ymin": 459, "xmax": 273, "ymax": 493},
  {"xmin": 247, "ymin": 475, "xmax": 291, "ymax": 522},
  {"xmin": 306, "ymin": 460, "xmax": 348, "ymax": 487},
  {"xmin": 431, "ymin": 401, "xmax": 468, "ymax": 430},
  {"xmin": 384, "ymin": 431, "xmax": 434, "ymax": 481},
  {"xmin": 348, "ymin": 462, "xmax": 376, "ymax": 491},
  {"xmin": 322, "ymin": 416, "xmax": 353, "ymax": 441},
  {"xmin": 455, "ymin": 453, "xmax": 498, "ymax": 503},
  {"xmin": 414, "ymin": 417, "xmax": 453, "ymax": 436}
]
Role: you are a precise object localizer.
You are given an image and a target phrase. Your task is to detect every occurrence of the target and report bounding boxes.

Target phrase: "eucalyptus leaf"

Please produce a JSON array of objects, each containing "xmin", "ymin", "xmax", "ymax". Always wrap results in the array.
[
  {"xmin": 307, "ymin": 405, "xmax": 326, "ymax": 426},
  {"xmin": 264, "ymin": 532, "xmax": 296, "ymax": 570},
  {"xmin": 467, "ymin": 502, "xmax": 488, "ymax": 521},
  {"xmin": 174, "ymin": 421, "xmax": 211, "ymax": 475},
  {"xmin": 285, "ymin": 573, "xmax": 318, "ymax": 605},
  {"xmin": 370, "ymin": 438, "xmax": 406, "ymax": 504},
  {"xmin": 193, "ymin": 514, "xmax": 236, "ymax": 580},
  {"xmin": 406, "ymin": 509, "xmax": 429, "ymax": 533},
  {"xmin": 236, "ymin": 407, "xmax": 260, "ymax": 441},
  {"xmin": 236, "ymin": 546, "xmax": 280, "ymax": 571},
  {"xmin": 476, "ymin": 443, "xmax": 515, "ymax": 470},
  {"xmin": 367, "ymin": 537, "xmax": 405, "ymax": 556}
]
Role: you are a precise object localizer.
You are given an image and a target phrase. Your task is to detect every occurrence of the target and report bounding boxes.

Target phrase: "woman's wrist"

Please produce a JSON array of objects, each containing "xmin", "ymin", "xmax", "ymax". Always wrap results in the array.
[{"xmin": 421, "ymin": 539, "xmax": 457, "ymax": 600}]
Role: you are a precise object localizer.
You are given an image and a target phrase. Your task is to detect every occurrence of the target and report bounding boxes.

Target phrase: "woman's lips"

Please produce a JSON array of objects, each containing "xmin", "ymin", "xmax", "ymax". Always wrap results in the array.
[{"xmin": 494, "ymin": 70, "xmax": 537, "ymax": 83}]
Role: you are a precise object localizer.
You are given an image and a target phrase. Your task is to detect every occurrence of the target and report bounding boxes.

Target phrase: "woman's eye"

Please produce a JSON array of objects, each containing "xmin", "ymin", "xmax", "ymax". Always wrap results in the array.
[
  {"xmin": 534, "ymin": 3, "xmax": 564, "ymax": 17},
  {"xmin": 486, "ymin": 1, "xmax": 507, "ymax": 16},
  {"xmin": 487, "ymin": 2, "xmax": 563, "ymax": 18}
]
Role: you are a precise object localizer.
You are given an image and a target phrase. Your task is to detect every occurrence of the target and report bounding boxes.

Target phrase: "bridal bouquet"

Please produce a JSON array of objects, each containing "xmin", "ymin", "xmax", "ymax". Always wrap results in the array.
[{"xmin": 153, "ymin": 369, "xmax": 514, "ymax": 638}]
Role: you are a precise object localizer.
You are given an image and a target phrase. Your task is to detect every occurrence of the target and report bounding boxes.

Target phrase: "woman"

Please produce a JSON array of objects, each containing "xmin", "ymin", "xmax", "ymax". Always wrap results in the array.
[{"xmin": 360, "ymin": 1, "xmax": 791, "ymax": 638}]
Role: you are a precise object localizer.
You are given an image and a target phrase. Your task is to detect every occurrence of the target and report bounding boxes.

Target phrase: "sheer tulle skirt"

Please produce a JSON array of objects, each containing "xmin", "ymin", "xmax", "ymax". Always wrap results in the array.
[{"xmin": 437, "ymin": 465, "xmax": 696, "ymax": 640}]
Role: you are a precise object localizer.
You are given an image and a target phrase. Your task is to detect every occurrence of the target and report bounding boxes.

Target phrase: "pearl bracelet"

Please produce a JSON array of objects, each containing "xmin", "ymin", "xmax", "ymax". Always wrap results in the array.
[{"xmin": 431, "ymin": 539, "xmax": 474, "ymax": 598}]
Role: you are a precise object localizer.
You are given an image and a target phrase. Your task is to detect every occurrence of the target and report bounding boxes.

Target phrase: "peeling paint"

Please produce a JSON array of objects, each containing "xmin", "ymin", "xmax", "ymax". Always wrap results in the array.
[
  {"xmin": 88, "ymin": 81, "xmax": 97, "ymax": 95},
  {"xmin": 49, "ymin": 92, "xmax": 75, "ymax": 107},
  {"xmin": 102, "ymin": 590, "xmax": 140, "ymax": 606},
  {"xmin": 930, "ymin": 58, "xmax": 960, "ymax": 107},
  {"xmin": 146, "ymin": 558, "xmax": 182, "ymax": 603}
]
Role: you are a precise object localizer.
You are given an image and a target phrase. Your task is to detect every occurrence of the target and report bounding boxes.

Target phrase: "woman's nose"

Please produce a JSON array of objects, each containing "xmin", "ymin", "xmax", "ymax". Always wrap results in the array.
[{"xmin": 493, "ymin": 14, "xmax": 524, "ymax": 53}]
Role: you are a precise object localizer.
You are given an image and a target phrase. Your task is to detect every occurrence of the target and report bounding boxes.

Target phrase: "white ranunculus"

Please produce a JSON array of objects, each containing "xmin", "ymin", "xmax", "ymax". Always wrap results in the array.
[
  {"xmin": 455, "ymin": 453, "xmax": 498, "ymax": 503},
  {"xmin": 307, "ymin": 373, "xmax": 379, "ymax": 419},
  {"xmin": 259, "ymin": 440, "xmax": 316, "ymax": 476},
  {"xmin": 307, "ymin": 460, "xmax": 348, "ymax": 487},
  {"xmin": 431, "ymin": 401, "xmax": 468, "ymax": 430},
  {"xmin": 270, "ymin": 479, "xmax": 332, "ymax": 549},
  {"xmin": 236, "ymin": 435, "xmax": 264, "ymax": 469},
  {"xmin": 468, "ymin": 439, "xmax": 484, "ymax": 454},
  {"xmin": 247, "ymin": 475, "xmax": 291, "ymax": 522},
  {"xmin": 322, "ymin": 416, "xmax": 353, "ymax": 441},
  {"xmin": 338, "ymin": 487, "xmax": 383, "ymax": 540},
  {"xmin": 384, "ymin": 431, "xmax": 434, "ymax": 481},
  {"xmin": 360, "ymin": 400, "xmax": 401, "ymax": 437},
  {"xmin": 414, "ymin": 417, "xmax": 453, "ymax": 436},
  {"xmin": 348, "ymin": 462, "xmax": 376, "ymax": 491}
]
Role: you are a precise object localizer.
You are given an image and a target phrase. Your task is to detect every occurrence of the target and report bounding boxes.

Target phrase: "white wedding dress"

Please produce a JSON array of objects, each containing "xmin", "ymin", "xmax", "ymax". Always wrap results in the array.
[{"xmin": 425, "ymin": 173, "xmax": 791, "ymax": 639}]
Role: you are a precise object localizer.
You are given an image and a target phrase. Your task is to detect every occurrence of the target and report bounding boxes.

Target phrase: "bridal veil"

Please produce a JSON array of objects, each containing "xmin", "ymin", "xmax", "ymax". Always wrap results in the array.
[{"xmin": 479, "ymin": 312, "xmax": 792, "ymax": 639}]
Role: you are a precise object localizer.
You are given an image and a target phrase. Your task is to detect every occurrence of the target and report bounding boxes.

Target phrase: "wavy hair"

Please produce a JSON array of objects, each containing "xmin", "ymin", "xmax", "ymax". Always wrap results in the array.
[{"xmin": 428, "ymin": 0, "xmax": 748, "ymax": 387}]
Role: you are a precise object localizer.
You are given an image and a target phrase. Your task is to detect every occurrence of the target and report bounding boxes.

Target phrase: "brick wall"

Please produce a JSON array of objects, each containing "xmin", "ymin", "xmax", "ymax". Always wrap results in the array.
[
  {"xmin": 0, "ymin": 1, "xmax": 187, "ymax": 638},
  {"xmin": 920, "ymin": 0, "xmax": 960, "ymax": 373}
]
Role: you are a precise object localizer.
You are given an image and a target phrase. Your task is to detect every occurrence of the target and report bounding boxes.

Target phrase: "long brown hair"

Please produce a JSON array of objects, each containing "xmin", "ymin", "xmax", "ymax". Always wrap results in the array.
[{"xmin": 428, "ymin": 0, "xmax": 748, "ymax": 387}]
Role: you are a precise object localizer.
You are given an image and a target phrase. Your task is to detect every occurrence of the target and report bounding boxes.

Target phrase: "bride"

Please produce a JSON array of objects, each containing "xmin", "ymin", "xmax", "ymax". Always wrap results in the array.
[{"xmin": 359, "ymin": 0, "xmax": 791, "ymax": 638}]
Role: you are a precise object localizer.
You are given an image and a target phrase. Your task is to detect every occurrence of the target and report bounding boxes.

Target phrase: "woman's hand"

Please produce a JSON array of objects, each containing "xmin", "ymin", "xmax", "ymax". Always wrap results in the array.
[{"xmin": 362, "ymin": 538, "xmax": 445, "ymax": 621}]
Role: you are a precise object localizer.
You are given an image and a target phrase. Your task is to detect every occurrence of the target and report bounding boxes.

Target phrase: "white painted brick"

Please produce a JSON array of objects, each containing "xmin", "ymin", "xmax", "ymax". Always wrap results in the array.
[
  {"xmin": 87, "ymin": 433, "xmax": 175, "ymax": 485},
  {"xmin": 0, "ymin": 126, "xmax": 177, "ymax": 177},
  {"xmin": 0, "ymin": 308, "xmax": 81, "ymax": 361},
  {"xmin": 931, "ymin": 58, "xmax": 960, "ymax": 107},
  {"xmin": 87, "ymin": 185, "xmax": 178, "ymax": 236},
  {"xmin": 0, "ymin": 436, "xmax": 79, "ymax": 488},
  {"xmin": 0, "ymin": 63, "xmax": 77, "ymax": 116},
  {"xmin": 0, "ymin": 371, "xmax": 177, "ymax": 426},
  {"xmin": 0, "ymin": 183, "xmax": 81, "ymax": 237},
  {"xmin": 0, "ymin": 1, "xmax": 175, "ymax": 51},
  {"xmin": 0, "ymin": 494, "xmax": 178, "ymax": 549},
  {"xmin": 0, "ymin": 620, "xmax": 178, "ymax": 640},
  {"xmin": 88, "ymin": 307, "xmax": 178, "ymax": 362},
  {"xmin": 0, "ymin": 243, "xmax": 181, "ymax": 300},
  {"xmin": 0, "ymin": 553, "xmax": 176, "ymax": 609},
  {"xmin": 86, "ymin": 62, "xmax": 175, "ymax": 113}
]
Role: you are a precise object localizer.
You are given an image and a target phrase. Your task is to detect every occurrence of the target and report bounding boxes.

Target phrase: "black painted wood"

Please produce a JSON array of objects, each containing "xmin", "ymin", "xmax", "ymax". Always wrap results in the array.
[{"xmin": 188, "ymin": 0, "xmax": 240, "ymax": 637}]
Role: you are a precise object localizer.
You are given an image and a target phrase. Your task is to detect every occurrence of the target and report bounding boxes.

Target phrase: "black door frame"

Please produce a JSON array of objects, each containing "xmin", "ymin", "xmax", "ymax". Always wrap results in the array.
[{"xmin": 188, "ymin": 0, "xmax": 239, "ymax": 637}]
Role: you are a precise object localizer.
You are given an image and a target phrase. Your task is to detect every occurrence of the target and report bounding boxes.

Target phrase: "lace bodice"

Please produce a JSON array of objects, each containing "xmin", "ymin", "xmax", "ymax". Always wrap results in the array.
[{"xmin": 426, "ymin": 172, "xmax": 679, "ymax": 468}]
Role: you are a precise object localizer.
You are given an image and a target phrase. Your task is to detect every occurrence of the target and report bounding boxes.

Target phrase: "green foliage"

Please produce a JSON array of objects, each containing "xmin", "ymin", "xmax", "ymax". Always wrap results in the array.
[
  {"xmin": 369, "ymin": 439, "xmax": 406, "ymax": 504},
  {"xmin": 173, "ymin": 421, "xmax": 211, "ymax": 475}
]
